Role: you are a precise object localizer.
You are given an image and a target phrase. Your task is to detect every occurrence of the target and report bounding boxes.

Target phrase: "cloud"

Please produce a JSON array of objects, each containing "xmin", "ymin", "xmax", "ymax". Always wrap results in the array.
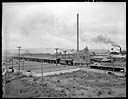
[
  {"xmin": 2, "ymin": 2, "xmax": 126, "ymax": 50},
  {"xmin": 20, "ymin": 13, "xmax": 56, "ymax": 36}
]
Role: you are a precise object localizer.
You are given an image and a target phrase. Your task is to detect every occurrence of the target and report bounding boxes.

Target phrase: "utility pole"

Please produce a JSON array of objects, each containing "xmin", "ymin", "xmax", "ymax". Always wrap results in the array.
[
  {"xmin": 12, "ymin": 57, "xmax": 13, "ymax": 72},
  {"xmin": 77, "ymin": 13, "xmax": 79, "ymax": 52},
  {"xmin": 55, "ymin": 48, "xmax": 59, "ymax": 66},
  {"xmin": 18, "ymin": 46, "xmax": 21, "ymax": 74},
  {"xmin": 112, "ymin": 59, "xmax": 114, "ymax": 79},
  {"xmin": 41, "ymin": 59, "xmax": 43, "ymax": 82},
  {"xmin": 23, "ymin": 53, "xmax": 24, "ymax": 71},
  {"xmin": 105, "ymin": 62, "xmax": 106, "ymax": 76}
]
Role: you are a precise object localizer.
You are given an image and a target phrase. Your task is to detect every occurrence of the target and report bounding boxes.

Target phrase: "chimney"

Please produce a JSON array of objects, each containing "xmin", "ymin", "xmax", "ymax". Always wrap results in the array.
[{"xmin": 77, "ymin": 13, "xmax": 79, "ymax": 52}]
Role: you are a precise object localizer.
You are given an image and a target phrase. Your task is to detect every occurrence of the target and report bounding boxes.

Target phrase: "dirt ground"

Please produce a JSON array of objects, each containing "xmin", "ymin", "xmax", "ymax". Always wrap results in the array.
[
  {"xmin": 6, "ymin": 60, "xmax": 78, "ymax": 73},
  {"xmin": 3, "ymin": 69, "xmax": 126, "ymax": 98}
]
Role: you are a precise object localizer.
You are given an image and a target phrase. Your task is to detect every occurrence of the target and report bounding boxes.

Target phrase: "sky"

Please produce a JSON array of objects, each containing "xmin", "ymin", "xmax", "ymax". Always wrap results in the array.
[{"xmin": 2, "ymin": 2, "xmax": 126, "ymax": 52}]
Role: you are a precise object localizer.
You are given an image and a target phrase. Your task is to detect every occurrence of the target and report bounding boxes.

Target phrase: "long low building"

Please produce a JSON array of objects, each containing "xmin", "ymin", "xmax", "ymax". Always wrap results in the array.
[
  {"xmin": 13, "ymin": 46, "xmax": 91, "ymax": 66},
  {"xmin": 13, "ymin": 55, "xmax": 58, "ymax": 64}
]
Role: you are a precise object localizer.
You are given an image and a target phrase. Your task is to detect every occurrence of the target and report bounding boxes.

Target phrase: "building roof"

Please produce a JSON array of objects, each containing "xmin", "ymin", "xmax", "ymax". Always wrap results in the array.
[
  {"xmin": 91, "ymin": 56, "xmax": 104, "ymax": 59},
  {"xmin": 60, "ymin": 59, "xmax": 73, "ymax": 61},
  {"xmin": 73, "ymin": 58, "xmax": 88, "ymax": 63},
  {"xmin": 18, "ymin": 55, "xmax": 56, "ymax": 60},
  {"xmin": 101, "ymin": 58, "xmax": 111, "ymax": 62},
  {"xmin": 95, "ymin": 53, "xmax": 108, "ymax": 56},
  {"xmin": 111, "ymin": 54, "xmax": 126, "ymax": 59},
  {"xmin": 73, "ymin": 60, "xmax": 87, "ymax": 63}
]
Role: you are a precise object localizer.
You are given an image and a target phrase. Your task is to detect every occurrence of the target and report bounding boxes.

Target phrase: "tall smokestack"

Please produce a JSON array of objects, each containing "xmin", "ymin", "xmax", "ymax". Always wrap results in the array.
[{"xmin": 77, "ymin": 13, "xmax": 79, "ymax": 52}]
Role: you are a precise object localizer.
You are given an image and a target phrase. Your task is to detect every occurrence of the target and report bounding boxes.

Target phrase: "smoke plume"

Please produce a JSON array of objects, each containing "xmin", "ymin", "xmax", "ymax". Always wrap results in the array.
[{"xmin": 93, "ymin": 35, "xmax": 120, "ymax": 48}]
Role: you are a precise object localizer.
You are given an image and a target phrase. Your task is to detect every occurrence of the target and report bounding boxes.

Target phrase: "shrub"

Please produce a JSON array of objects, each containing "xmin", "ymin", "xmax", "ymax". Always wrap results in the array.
[
  {"xmin": 81, "ymin": 93, "xmax": 84, "ymax": 95},
  {"xmin": 57, "ymin": 80, "xmax": 60, "ymax": 83},
  {"xmin": 97, "ymin": 91, "xmax": 102, "ymax": 96},
  {"xmin": 72, "ymin": 86, "xmax": 75, "ymax": 89}
]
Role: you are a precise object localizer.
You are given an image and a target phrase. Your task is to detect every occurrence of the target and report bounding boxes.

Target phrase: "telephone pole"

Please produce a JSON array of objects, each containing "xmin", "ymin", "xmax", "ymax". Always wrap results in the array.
[
  {"xmin": 12, "ymin": 57, "xmax": 13, "ymax": 72},
  {"xmin": 41, "ymin": 59, "xmax": 43, "ymax": 82},
  {"xmin": 18, "ymin": 46, "xmax": 21, "ymax": 73},
  {"xmin": 112, "ymin": 58, "xmax": 114, "ymax": 79},
  {"xmin": 55, "ymin": 48, "xmax": 59, "ymax": 66},
  {"xmin": 23, "ymin": 53, "xmax": 24, "ymax": 71}
]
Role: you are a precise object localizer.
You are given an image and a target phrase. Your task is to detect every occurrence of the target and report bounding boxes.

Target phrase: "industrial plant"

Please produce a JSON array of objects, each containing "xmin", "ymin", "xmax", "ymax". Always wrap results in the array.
[
  {"xmin": 5, "ymin": 13, "xmax": 126, "ymax": 73},
  {"xmin": 2, "ymin": 12, "xmax": 126, "ymax": 98}
]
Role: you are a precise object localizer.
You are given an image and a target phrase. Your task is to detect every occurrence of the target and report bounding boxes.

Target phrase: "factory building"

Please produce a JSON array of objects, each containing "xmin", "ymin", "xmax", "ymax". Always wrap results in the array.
[{"xmin": 73, "ymin": 46, "xmax": 90, "ymax": 65}]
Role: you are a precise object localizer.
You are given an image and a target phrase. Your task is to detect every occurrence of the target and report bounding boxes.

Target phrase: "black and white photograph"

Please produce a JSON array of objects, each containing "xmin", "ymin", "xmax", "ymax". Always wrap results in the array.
[{"xmin": 2, "ymin": 2, "xmax": 126, "ymax": 98}]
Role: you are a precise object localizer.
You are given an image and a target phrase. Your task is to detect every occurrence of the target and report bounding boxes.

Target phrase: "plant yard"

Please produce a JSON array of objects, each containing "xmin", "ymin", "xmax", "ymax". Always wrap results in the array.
[
  {"xmin": 3, "ymin": 68, "xmax": 126, "ymax": 98},
  {"xmin": 6, "ymin": 59, "xmax": 79, "ymax": 73}
]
